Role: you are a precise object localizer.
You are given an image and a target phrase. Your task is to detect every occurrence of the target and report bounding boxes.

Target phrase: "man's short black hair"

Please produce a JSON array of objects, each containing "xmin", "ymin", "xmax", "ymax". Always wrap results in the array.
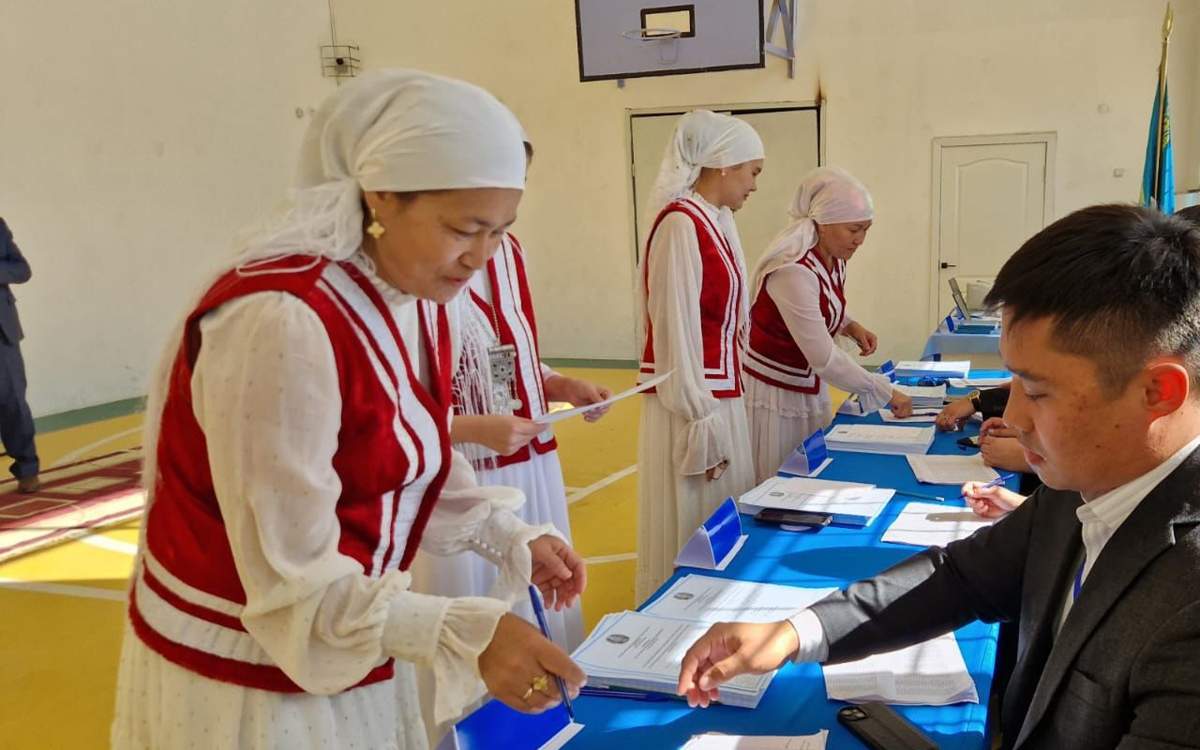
[
  {"xmin": 985, "ymin": 204, "xmax": 1200, "ymax": 395},
  {"xmin": 1175, "ymin": 204, "xmax": 1200, "ymax": 226}
]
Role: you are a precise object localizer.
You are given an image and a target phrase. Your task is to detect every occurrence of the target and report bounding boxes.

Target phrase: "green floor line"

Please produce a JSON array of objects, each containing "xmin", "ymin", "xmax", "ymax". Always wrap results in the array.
[{"xmin": 35, "ymin": 397, "xmax": 145, "ymax": 434}]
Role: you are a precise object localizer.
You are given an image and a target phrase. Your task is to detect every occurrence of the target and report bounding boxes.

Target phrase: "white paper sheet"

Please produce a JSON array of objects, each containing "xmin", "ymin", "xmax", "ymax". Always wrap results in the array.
[
  {"xmin": 536, "ymin": 370, "xmax": 672, "ymax": 424},
  {"xmin": 948, "ymin": 377, "xmax": 1011, "ymax": 388},
  {"xmin": 906, "ymin": 454, "xmax": 999, "ymax": 485},
  {"xmin": 822, "ymin": 633, "xmax": 978, "ymax": 705},
  {"xmin": 682, "ymin": 730, "xmax": 828, "ymax": 749},
  {"xmin": 894, "ymin": 360, "xmax": 971, "ymax": 377},
  {"xmin": 825, "ymin": 424, "xmax": 935, "ymax": 455},
  {"xmin": 738, "ymin": 476, "xmax": 894, "ymax": 526},
  {"xmin": 880, "ymin": 408, "xmax": 941, "ymax": 423},
  {"xmin": 881, "ymin": 501, "xmax": 995, "ymax": 547},
  {"xmin": 643, "ymin": 575, "xmax": 835, "ymax": 624},
  {"xmin": 892, "ymin": 384, "xmax": 948, "ymax": 408},
  {"xmin": 539, "ymin": 722, "xmax": 586, "ymax": 750}
]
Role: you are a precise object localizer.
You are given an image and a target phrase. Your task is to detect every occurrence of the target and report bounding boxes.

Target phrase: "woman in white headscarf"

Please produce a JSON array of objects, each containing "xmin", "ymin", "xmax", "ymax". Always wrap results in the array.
[
  {"xmin": 110, "ymin": 70, "xmax": 587, "ymax": 750},
  {"xmin": 635, "ymin": 110, "xmax": 764, "ymax": 600},
  {"xmin": 743, "ymin": 167, "xmax": 913, "ymax": 482}
]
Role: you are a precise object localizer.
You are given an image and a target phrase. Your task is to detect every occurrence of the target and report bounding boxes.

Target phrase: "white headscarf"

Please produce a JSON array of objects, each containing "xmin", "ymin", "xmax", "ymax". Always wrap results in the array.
[
  {"xmin": 237, "ymin": 68, "xmax": 526, "ymax": 265},
  {"xmin": 641, "ymin": 111, "xmax": 764, "ymax": 344},
  {"xmin": 646, "ymin": 110, "xmax": 765, "ymax": 221},
  {"xmin": 143, "ymin": 69, "xmax": 527, "ymax": 501},
  {"xmin": 749, "ymin": 166, "xmax": 873, "ymax": 300}
]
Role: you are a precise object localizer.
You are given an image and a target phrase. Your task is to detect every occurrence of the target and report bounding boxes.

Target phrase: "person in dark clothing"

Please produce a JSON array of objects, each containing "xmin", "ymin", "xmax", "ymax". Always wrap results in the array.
[{"xmin": 0, "ymin": 219, "xmax": 39, "ymax": 493}]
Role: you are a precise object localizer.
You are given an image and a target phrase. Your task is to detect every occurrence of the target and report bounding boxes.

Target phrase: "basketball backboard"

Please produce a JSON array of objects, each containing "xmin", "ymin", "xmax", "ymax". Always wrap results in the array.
[{"xmin": 575, "ymin": 0, "xmax": 764, "ymax": 82}]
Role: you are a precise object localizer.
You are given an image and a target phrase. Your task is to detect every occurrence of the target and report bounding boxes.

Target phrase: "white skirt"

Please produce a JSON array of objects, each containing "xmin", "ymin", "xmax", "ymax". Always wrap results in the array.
[
  {"xmin": 743, "ymin": 376, "xmax": 833, "ymax": 485},
  {"xmin": 409, "ymin": 448, "xmax": 580, "ymax": 749},
  {"xmin": 111, "ymin": 625, "xmax": 423, "ymax": 750},
  {"xmin": 635, "ymin": 395, "xmax": 755, "ymax": 601}
]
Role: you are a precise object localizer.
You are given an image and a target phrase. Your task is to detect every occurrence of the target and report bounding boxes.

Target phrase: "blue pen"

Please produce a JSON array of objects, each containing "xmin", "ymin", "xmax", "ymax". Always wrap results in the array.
[
  {"xmin": 579, "ymin": 686, "xmax": 670, "ymax": 702},
  {"xmin": 528, "ymin": 585, "xmax": 576, "ymax": 721},
  {"xmin": 958, "ymin": 472, "xmax": 1018, "ymax": 500}
]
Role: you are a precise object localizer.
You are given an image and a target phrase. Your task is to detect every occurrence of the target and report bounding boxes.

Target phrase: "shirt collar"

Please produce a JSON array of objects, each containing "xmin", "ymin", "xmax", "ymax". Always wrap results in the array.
[{"xmin": 1077, "ymin": 433, "xmax": 1200, "ymax": 531}]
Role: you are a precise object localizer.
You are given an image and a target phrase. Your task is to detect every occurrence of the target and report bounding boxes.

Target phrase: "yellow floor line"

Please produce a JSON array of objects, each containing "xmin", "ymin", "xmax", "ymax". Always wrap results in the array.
[
  {"xmin": 50, "ymin": 425, "xmax": 143, "ymax": 468},
  {"xmin": 80, "ymin": 535, "xmax": 139, "ymax": 556},
  {"xmin": 0, "ymin": 577, "xmax": 126, "ymax": 601},
  {"xmin": 583, "ymin": 552, "xmax": 637, "ymax": 564},
  {"xmin": 567, "ymin": 464, "xmax": 638, "ymax": 504}
]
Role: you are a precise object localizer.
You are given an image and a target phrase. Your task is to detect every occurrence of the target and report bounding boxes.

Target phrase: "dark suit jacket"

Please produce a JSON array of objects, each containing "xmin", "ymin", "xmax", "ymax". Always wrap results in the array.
[
  {"xmin": 0, "ymin": 219, "xmax": 31, "ymax": 345},
  {"xmin": 810, "ymin": 447, "xmax": 1200, "ymax": 749}
]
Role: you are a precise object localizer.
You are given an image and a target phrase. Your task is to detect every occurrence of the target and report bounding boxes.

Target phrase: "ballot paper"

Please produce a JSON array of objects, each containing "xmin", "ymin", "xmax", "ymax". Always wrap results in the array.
[
  {"xmin": 894, "ymin": 360, "xmax": 971, "ymax": 378},
  {"xmin": 738, "ymin": 476, "xmax": 894, "ymax": 527},
  {"xmin": 682, "ymin": 731, "xmax": 828, "ymax": 750},
  {"xmin": 822, "ymin": 632, "xmax": 979, "ymax": 705},
  {"xmin": 825, "ymin": 424, "xmax": 935, "ymax": 456},
  {"xmin": 892, "ymin": 383, "xmax": 948, "ymax": 408},
  {"xmin": 882, "ymin": 502, "xmax": 995, "ymax": 547},
  {"xmin": 880, "ymin": 408, "xmax": 941, "ymax": 423},
  {"xmin": 572, "ymin": 610, "xmax": 776, "ymax": 708},
  {"xmin": 643, "ymin": 575, "xmax": 836, "ymax": 624},
  {"xmin": 536, "ymin": 370, "xmax": 671, "ymax": 424},
  {"xmin": 948, "ymin": 376, "xmax": 1011, "ymax": 388},
  {"xmin": 906, "ymin": 454, "xmax": 1000, "ymax": 485}
]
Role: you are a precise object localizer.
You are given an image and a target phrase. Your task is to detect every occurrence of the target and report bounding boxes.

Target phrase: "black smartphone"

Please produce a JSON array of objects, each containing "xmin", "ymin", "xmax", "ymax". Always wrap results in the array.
[
  {"xmin": 837, "ymin": 703, "xmax": 938, "ymax": 750},
  {"xmin": 754, "ymin": 508, "xmax": 832, "ymax": 530},
  {"xmin": 956, "ymin": 435, "xmax": 979, "ymax": 448}
]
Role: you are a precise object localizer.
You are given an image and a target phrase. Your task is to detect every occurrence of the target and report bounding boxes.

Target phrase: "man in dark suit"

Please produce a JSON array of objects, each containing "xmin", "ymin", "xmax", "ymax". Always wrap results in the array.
[
  {"xmin": 0, "ymin": 219, "xmax": 39, "ymax": 492},
  {"xmin": 677, "ymin": 204, "xmax": 1200, "ymax": 749}
]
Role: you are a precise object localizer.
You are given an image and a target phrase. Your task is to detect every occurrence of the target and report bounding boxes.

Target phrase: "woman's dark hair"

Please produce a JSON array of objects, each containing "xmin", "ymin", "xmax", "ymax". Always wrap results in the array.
[{"xmin": 985, "ymin": 204, "xmax": 1200, "ymax": 394}]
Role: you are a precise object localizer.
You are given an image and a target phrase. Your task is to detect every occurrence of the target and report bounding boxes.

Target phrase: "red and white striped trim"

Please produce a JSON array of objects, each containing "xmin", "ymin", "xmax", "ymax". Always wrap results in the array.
[{"xmin": 639, "ymin": 199, "xmax": 743, "ymax": 394}]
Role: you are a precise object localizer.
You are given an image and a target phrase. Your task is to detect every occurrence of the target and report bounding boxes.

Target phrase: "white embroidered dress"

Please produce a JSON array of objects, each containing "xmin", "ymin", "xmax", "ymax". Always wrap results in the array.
[{"xmin": 111, "ymin": 255, "xmax": 554, "ymax": 750}]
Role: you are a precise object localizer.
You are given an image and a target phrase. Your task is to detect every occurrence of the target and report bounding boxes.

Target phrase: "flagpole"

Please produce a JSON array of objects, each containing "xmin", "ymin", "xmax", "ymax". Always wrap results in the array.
[{"xmin": 1153, "ymin": 4, "xmax": 1174, "ymax": 208}]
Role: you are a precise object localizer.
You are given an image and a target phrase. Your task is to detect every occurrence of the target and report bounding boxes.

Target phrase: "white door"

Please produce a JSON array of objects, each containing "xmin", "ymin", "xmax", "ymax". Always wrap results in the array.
[
  {"xmin": 629, "ymin": 106, "xmax": 820, "ymax": 341},
  {"xmin": 931, "ymin": 135, "xmax": 1055, "ymax": 321}
]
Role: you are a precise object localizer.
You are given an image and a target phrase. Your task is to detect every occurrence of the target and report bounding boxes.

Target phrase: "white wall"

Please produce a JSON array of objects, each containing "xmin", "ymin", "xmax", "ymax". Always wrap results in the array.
[
  {"xmin": 0, "ymin": 0, "xmax": 334, "ymax": 415},
  {"xmin": 337, "ymin": 0, "xmax": 1199, "ymax": 366}
]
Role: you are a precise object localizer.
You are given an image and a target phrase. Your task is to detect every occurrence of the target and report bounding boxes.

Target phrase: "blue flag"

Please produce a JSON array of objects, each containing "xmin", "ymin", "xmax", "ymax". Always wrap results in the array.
[{"xmin": 1141, "ymin": 55, "xmax": 1175, "ymax": 212}]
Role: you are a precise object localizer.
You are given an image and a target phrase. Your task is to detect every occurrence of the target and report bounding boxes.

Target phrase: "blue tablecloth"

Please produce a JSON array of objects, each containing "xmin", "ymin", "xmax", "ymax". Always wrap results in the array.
[{"xmin": 459, "ymin": 377, "xmax": 1013, "ymax": 750}]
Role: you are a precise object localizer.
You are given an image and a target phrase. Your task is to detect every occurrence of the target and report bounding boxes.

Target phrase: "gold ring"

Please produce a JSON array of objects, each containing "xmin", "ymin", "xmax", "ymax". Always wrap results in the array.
[
  {"xmin": 527, "ymin": 674, "xmax": 551, "ymax": 699},
  {"xmin": 521, "ymin": 686, "xmax": 534, "ymax": 700}
]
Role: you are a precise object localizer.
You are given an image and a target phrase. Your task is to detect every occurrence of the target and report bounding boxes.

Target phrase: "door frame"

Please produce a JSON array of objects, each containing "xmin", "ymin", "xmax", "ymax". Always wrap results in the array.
[
  {"xmin": 624, "ymin": 100, "xmax": 823, "ymax": 351},
  {"xmin": 927, "ymin": 131, "xmax": 1056, "ymax": 329}
]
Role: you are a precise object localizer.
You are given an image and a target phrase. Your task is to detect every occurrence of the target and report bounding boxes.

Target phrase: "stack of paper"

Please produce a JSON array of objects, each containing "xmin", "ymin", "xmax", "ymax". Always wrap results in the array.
[
  {"xmin": 572, "ymin": 610, "xmax": 774, "ymax": 708},
  {"xmin": 822, "ymin": 633, "xmax": 979, "ymax": 705},
  {"xmin": 643, "ymin": 574, "xmax": 835, "ymax": 624},
  {"xmin": 947, "ymin": 376, "xmax": 1011, "ymax": 388},
  {"xmin": 880, "ymin": 408, "xmax": 941, "ymax": 423},
  {"xmin": 881, "ymin": 502, "xmax": 995, "ymax": 547},
  {"xmin": 906, "ymin": 454, "xmax": 999, "ymax": 484},
  {"xmin": 893, "ymin": 383, "xmax": 947, "ymax": 408},
  {"xmin": 682, "ymin": 731, "xmax": 828, "ymax": 750},
  {"xmin": 825, "ymin": 424, "xmax": 935, "ymax": 456},
  {"xmin": 895, "ymin": 360, "xmax": 971, "ymax": 379},
  {"xmin": 738, "ymin": 476, "xmax": 895, "ymax": 527},
  {"xmin": 574, "ymin": 576, "xmax": 840, "ymax": 709}
]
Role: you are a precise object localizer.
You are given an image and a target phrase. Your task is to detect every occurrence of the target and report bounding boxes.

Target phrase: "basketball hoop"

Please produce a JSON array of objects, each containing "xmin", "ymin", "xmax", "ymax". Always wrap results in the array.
[{"xmin": 620, "ymin": 27, "xmax": 683, "ymax": 64}]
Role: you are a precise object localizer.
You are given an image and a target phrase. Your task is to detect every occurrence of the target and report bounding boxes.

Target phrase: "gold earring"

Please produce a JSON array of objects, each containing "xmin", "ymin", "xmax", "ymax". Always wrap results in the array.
[{"xmin": 367, "ymin": 208, "xmax": 386, "ymax": 240}]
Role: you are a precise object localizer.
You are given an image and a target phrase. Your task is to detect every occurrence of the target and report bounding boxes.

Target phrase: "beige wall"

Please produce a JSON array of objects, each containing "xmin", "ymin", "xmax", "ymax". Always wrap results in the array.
[
  {"xmin": 0, "ymin": 0, "xmax": 334, "ymax": 414},
  {"xmin": 3, "ymin": 1, "xmax": 1197, "ymax": 414},
  {"xmin": 339, "ymin": 0, "xmax": 1199, "ymax": 365}
]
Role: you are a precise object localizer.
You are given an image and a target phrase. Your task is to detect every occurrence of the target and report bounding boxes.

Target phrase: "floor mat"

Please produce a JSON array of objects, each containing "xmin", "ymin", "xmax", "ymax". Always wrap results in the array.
[{"xmin": 0, "ymin": 448, "xmax": 143, "ymax": 563}]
